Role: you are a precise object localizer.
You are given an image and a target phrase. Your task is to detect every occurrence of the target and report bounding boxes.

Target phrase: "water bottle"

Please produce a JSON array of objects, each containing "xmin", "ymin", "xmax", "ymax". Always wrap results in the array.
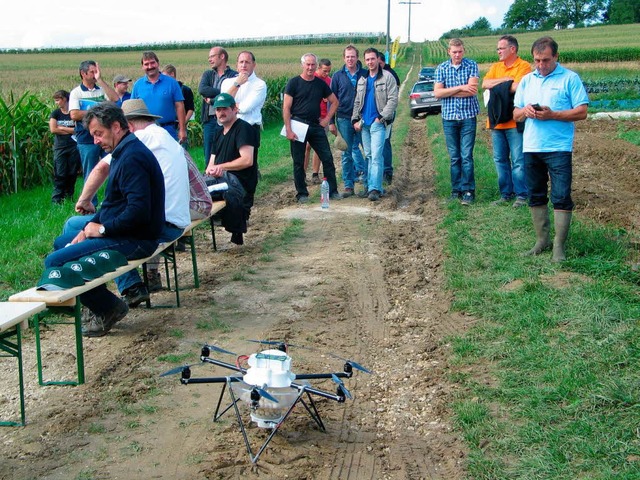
[{"xmin": 320, "ymin": 178, "xmax": 330, "ymax": 209}]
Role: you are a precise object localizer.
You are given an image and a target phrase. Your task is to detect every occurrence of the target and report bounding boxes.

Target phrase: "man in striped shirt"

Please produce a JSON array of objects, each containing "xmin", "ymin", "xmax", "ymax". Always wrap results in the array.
[{"xmin": 434, "ymin": 38, "xmax": 480, "ymax": 206}]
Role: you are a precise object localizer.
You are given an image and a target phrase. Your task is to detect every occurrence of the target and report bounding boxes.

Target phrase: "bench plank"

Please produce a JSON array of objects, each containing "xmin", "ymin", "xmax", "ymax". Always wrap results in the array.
[{"xmin": 0, "ymin": 302, "xmax": 46, "ymax": 332}]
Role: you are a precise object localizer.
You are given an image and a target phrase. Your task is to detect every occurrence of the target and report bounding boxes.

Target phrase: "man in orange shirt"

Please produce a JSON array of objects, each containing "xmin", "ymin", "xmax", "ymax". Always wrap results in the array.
[{"xmin": 482, "ymin": 35, "xmax": 532, "ymax": 207}]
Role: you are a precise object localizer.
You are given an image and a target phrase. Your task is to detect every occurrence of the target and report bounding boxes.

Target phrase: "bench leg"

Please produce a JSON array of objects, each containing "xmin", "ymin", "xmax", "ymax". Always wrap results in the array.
[
  {"xmin": 35, "ymin": 302, "xmax": 85, "ymax": 386},
  {"xmin": 0, "ymin": 324, "xmax": 26, "ymax": 426},
  {"xmin": 187, "ymin": 235, "xmax": 200, "ymax": 289},
  {"xmin": 210, "ymin": 217, "xmax": 217, "ymax": 251}
]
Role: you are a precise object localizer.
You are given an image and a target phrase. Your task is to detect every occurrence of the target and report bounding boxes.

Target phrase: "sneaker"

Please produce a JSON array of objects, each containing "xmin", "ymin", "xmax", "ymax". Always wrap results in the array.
[
  {"xmin": 448, "ymin": 192, "xmax": 462, "ymax": 202},
  {"xmin": 122, "ymin": 283, "xmax": 150, "ymax": 308},
  {"xmin": 368, "ymin": 190, "xmax": 381, "ymax": 201},
  {"xmin": 311, "ymin": 173, "xmax": 321, "ymax": 185},
  {"xmin": 147, "ymin": 270, "xmax": 163, "ymax": 293},
  {"xmin": 491, "ymin": 197, "xmax": 511, "ymax": 206},
  {"xmin": 297, "ymin": 195, "xmax": 309, "ymax": 204},
  {"xmin": 329, "ymin": 192, "xmax": 343, "ymax": 200},
  {"xmin": 81, "ymin": 307, "xmax": 94, "ymax": 329},
  {"xmin": 512, "ymin": 197, "xmax": 528, "ymax": 208},
  {"xmin": 82, "ymin": 301, "xmax": 129, "ymax": 338},
  {"xmin": 342, "ymin": 188, "xmax": 354, "ymax": 198},
  {"xmin": 460, "ymin": 192, "xmax": 474, "ymax": 206}
]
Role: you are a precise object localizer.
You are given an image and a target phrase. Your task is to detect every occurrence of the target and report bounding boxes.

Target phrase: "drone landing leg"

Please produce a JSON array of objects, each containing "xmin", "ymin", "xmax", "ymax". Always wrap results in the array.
[
  {"xmin": 213, "ymin": 382, "xmax": 239, "ymax": 422},
  {"xmin": 299, "ymin": 391, "xmax": 326, "ymax": 432}
]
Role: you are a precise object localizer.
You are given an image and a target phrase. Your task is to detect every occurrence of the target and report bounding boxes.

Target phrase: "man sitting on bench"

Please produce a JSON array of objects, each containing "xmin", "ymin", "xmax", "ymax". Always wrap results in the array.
[{"xmin": 44, "ymin": 102, "xmax": 166, "ymax": 337}]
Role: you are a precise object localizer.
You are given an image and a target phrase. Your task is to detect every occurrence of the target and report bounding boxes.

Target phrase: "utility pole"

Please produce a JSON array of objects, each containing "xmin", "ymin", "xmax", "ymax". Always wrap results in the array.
[
  {"xmin": 386, "ymin": 0, "xmax": 391, "ymax": 62},
  {"xmin": 399, "ymin": 1, "xmax": 421, "ymax": 43}
]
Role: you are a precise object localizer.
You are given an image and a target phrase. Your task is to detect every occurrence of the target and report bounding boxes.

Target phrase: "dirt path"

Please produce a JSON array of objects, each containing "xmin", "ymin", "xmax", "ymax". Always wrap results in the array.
[
  {"xmin": 3, "ymin": 112, "xmax": 636, "ymax": 480},
  {"xmin": 1, "ymin": 118, "xmax": 471, "ymax": 479}
]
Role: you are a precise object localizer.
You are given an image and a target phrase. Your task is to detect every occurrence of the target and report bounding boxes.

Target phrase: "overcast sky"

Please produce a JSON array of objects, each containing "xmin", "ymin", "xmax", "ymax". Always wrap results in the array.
[{"xmin": 2, "ymin": 0, "xmax": 513, "ymax": 50}]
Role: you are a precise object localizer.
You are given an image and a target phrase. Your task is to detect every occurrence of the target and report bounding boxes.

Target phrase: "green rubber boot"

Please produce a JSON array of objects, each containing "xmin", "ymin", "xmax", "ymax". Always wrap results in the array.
[
  {"xmin": 552, "ymin": 210, "xmax": 572, "ymax": 262},
  {"xmin": 524, "ymin": 205, "xmax": 552, "ymax": 256}
]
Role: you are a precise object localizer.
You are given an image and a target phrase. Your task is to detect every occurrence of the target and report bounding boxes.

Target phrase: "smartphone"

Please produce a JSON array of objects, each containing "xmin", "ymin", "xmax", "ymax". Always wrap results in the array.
[{"xmin": 532, "ymin": 103, "xmax": 543, "ymax": 111}]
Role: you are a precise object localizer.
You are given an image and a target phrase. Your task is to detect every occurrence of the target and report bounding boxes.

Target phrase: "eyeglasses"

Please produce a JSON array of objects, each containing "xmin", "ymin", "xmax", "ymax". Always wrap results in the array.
[{"xmin": 496, "ymin": 47, "xmax": 511, "ymax": 51}]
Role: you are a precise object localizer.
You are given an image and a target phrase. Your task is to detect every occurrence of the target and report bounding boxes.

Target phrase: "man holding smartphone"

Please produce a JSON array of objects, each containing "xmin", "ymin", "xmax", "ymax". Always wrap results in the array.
[{"xmin": 514, "ymin": 37, "xmax": 589, "ymax": 262}]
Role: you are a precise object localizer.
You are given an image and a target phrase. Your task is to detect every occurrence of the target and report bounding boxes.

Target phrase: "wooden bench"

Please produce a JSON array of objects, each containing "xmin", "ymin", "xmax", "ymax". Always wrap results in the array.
[
  {"xmin": 7, "ymin": 200, "xmax": 226, "ymax": 387},
  {"xmin": 0, "ymin": 302, "xmax": 46, "ymax": 426}
]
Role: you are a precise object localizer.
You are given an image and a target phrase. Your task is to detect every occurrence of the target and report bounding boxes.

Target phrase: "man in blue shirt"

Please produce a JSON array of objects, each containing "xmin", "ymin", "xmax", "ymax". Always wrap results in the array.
[
  {"xmin": 331, "ymin": 45, "xmax": 368, "ymax": 197},
  {"xmin": 434, "ymin": 38, "xmax": 480, "ymax": 206},
  {"xmin": 514, "ymin": 36, "xmax": 589, "ymax": 262},
  {"xmin": 351, "ymin": 48, "xmax": 398, "ymax": 201},
  {"xmin": 44, "ymin": 102, "xmax": 166, "ymax": 337},
  {"xmin": 132, "ymin": 51, "xmax": 186, "ymax": 144}
]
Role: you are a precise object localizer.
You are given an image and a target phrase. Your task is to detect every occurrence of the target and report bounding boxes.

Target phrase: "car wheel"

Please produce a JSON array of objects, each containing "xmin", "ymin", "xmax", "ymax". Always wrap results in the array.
[{"xmin": 410, "ymin": 111, "xmax": 417, "ymax": 118}]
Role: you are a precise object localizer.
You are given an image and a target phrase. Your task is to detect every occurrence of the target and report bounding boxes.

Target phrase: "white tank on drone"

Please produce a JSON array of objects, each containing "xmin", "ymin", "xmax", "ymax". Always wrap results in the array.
[{"xmin": 243, "ymin": 349, "xmax": 295, "ymax": 388}]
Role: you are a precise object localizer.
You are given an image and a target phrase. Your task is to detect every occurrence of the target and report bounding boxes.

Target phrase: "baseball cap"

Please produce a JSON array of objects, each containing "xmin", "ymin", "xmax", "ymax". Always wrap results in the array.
[
  {"xmin": 113, "ymin": 74, "xmax": 131, "ymax": 84},
  {"xmin": 37, "ymin": 266, "xmax": 85, "ymax": 291},
  {"xmin": 96, "ymin": 250, "xmax": 128, "ymax": 268},
  {"xmin": 212, "ymin": 93, "xmax": 236, "ymax": 108},
  {"xmin": 64, "ymin": 259, "xmax": 103, "ymax": 281},
  {"xmin": 80, "ymin": 253, "xmax": 116, "ymax": 273}
]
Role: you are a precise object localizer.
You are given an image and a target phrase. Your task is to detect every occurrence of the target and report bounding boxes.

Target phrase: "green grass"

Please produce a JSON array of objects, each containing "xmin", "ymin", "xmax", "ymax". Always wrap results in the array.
[{"xmin": 425, "ymin": 115, "xmax": 640, "ymax": 479}]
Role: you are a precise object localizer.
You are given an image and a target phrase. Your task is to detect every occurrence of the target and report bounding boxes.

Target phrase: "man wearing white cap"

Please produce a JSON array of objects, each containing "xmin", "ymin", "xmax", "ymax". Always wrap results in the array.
[{"xmin": 113, "ymin": 74, "xmax": 132, "ymax": 107}]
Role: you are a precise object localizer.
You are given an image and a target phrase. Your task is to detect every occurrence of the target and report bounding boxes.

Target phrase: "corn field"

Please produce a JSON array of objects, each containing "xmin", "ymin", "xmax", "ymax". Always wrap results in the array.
[{"xmin": 0, "ymin": 92, "xmax": 52, "ymax": 196}]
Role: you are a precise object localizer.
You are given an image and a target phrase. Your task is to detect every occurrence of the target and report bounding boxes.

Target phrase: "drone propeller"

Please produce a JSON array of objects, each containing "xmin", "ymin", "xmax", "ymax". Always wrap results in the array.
[
  {"xmin": 331, "ymin": 373, "xmax": 353, "ymax": 400},
  {"xmin": 329, "ymin": 354, "xmax": 373, "ymax": 374},
  {"xmin": 202, "ymin": 343, "xmax": 237, "ymax": 357},
  {"xmin": 160, "ymin": 364, "xmax": 196, "ymax": 378},
  {"xmin": 247, "ymin": 339, "xmax": 301, "ymax": 350},
  {"xmin": 251, "ymin": 386, "xmax": 279, "ymax": 404}
]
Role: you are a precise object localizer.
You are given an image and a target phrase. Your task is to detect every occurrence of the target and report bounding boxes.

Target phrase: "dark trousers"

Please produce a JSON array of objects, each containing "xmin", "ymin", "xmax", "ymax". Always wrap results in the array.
[
  {"xmin": 290, "ymin": 124, "xmax": 337, "ymax": 198},
  {"xmin": 52, "ymin": 144, "xmax": 81, "ymax": 202},
  {"xmin": 525, "ymin": 151, "xmax": 574, "ymax": 211}
]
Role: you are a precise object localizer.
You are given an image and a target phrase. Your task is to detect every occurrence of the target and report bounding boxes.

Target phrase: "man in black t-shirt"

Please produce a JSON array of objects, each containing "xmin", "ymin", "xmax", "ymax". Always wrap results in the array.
[
  {"xmin": 205, "ymin": 93, "xmax": 258, "ymax": 243},
  {"xmin": 283, "ymin": 53, "xmax": 342, "ymax": 203}
]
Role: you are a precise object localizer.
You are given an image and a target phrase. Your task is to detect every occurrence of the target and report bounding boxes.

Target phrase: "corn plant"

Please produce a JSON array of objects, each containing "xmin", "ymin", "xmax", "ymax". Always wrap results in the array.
[{"xmin": 0, "ymin": 92, "xmax": 53, "ymax": 195}]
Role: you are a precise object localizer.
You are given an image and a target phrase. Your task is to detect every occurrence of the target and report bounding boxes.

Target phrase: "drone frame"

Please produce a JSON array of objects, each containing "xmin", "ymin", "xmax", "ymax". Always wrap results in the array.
[{"xmin": 174, "ymin": 347, "xmax": 354, "ymax": 463}]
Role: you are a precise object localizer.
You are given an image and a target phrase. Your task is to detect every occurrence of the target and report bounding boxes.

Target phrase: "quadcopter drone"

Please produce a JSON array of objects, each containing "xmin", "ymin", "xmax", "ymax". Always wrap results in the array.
[{"xmin": 160, "ymin": 340, "xmax": 372, "ymax": 463}]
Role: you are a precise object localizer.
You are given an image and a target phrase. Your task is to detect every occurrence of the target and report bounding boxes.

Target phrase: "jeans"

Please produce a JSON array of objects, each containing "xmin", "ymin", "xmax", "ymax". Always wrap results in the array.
[
  {"xmin": 336, "ymin": 117, "xmax": 358, "ymax": 189},
  {"xmin": 45, "ymin": 232, "xmax": 158, "ymax": 315},
  {"xmin": 77, "ymin": 143, "xmax": 102, "ymax": 206},
  {"xmin": 61, "ymin": 217, "xmax": 182, "ymax": 294},
  {"xmin": 290, "ymin": 123, "xmax": 338, "ymax": 198},
  {"xmin": 361, "ymin": 121, "xmax": 386, "ymax": 194},
  {"xmin": 383, "ymin": 124, "xmax": 393, "ymax": 177},
  {"xmin": 202, "ymin": 120, "xmax": 221, "ymax": 167},
  {"xmin": 492, "ymin": 128, "xmax": 527, "ymax": 199},
  {"xmin": 525, "ymin": 151, "xmax": 574, "ymax": 211},
  {"xmin": 443, "ymin": 118, "xmax": 477, "ymax": 195},
  {"xmin": 353, "ymin": 130, "xmax": 366, "ymax": 175}
]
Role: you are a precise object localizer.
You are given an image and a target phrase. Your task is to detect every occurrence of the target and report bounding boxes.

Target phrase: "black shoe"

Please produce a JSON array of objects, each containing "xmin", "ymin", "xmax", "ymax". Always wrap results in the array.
[
  {"xmin": 147, "ymin": 270, "xmax": 163, "ymax": 293},
  {"xmin": 368, "ymin": 190, "xmax": 381, "ymax": 201},
  {"xmin": 297, "ymin": 195, "xmax": 309, "ymax": 204},
  {"xmin": 329, "ymin": 192, "xmax": 343, "ymax": 200},
  {"xmin": 311, "ymin": 173, "xmax": 321, "ymax": 185},
  {"xmin": 174, "ymin": 238, "xmax": 186, "ymax": 252},
  {"xmin": 123, "ymin": 283, "xmax": 150, "ymax": 308},
  {"xmin": 82, "ymin": 301, "xmax": 129, "ymax": 338},
  {"xmin": 231, "ymin": 232, "xmax": 244, "ymax": 245}
]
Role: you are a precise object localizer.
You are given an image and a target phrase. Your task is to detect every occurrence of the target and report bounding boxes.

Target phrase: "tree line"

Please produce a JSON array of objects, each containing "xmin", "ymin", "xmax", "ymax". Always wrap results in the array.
[{"xmin": 442, "ymin": 0, "xmax": 639, "ymax": 38}]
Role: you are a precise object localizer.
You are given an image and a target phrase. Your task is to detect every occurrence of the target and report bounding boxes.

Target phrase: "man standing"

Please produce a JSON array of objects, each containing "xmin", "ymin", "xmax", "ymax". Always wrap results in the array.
[
  {"xmin": 283, "ymin": 53, "xmax": 342, "ymax": 203},
  {"xmin": 482, "ymin": 35, "xmax": 532, "ymax": 208},
  {"xmin": 377, "ymin": 51, "xmax": 400, "ymax": 185},
  {"xmin": 199, "ymin": 47, "xmax": 238, "ymax": 165},
  {"xmin": 113, "ymin": 74, "xmax": 132, "ymax": 107},
  {"xmin": 205, "ymin": 93, "xmax": 258, "ymax": 244},
  {"xmin": 514, "ymin": 36, "xmax": 589, "ymax": 262},
  {"xmin": 351, "ymin": 48, "xmax": 398, "ymax": 202},
  {"xmin": 131, "ymin": 51, "xmax": 186, "ymax": 144},
  {"xmin": 220, "ymin": 49, "xmax": 267, "ymax": 214},
  {"xmin": 304, "ymin": 58, "xmax": 333, "ymax": 185},
  {"xmin": 45, "ymin": 102, "xmax": 166, "ymax": 337},
  {"xmin": 69, "ymin": 60, "xmax": 118, "ymax": 205},
  {"xmin": 162, "ymin": 64, "xmax": 195, "ymax": 148},
  {"xmin": 434, "ymin": 38, "xmax": 480, "ymax": 206},
  {"xmin": 331, "ymin": 45, "xmax": 368, "ymax": 197}
]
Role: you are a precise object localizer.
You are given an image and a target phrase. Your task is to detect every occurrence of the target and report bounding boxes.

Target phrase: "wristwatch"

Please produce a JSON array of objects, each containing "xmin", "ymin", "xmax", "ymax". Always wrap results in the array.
[
  {"xmin": 233, "ymin": 81, "xmax": 241, "ymax": 88},
  {"xmin": 98, "ymin": 225, "xmax": 106, "ymax": 236}
]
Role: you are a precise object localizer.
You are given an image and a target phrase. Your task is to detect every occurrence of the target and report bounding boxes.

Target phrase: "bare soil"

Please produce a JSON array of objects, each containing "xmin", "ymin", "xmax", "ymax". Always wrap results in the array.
[{"xmin": 1, "ymin": 116, "xmax": 638, "ymax": 480}]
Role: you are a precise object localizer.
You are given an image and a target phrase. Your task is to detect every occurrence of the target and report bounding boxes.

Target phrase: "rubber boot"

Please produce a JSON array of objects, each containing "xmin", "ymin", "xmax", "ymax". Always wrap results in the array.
[
  {"xmin": 552, "ymin": 210, "xmax": 572, "ymax": 263},
  {"xmin": 524, "ymin": 205, "xmax": 551, "ymax": 256}
]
